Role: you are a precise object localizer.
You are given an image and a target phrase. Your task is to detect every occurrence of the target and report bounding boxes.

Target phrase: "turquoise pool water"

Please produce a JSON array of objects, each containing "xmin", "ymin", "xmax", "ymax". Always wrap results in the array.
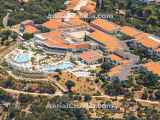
[
  {"xmin": 42, "ymin": 62, "xmax": 74, "ymax": 72},
  {"xmin": 14, "ymin": 53, "xmax": 30, "ymax": 63},
  {"xmin": 57, "ymin": 62, "xmax": 74, "ymax": 70},
  {"xmin": 43, "ymin": 65, "xmax": 57, "ymax": 72}
]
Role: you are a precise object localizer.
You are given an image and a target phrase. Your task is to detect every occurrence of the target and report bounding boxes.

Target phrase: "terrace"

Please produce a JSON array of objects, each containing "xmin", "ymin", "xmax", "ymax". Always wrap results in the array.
[
  {"xmin": 34, "ymin": 30, "xmax": 91, "ymax": 53},
  {"xmin": 5, "ymin": 49, "xmax": 74, "ymax": 74},
  {"xmin": 59, "ymin": 71, "xmax": 99, "ymax": 95}
]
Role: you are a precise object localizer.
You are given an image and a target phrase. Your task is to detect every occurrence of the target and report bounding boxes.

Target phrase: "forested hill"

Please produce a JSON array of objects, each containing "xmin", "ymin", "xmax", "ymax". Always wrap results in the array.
[
  {"xmin": 98, "ymin": 0, "xmax": 160, "ymax": 36},
  {"xmin": 0, "ymin": 0, "xmax": 65, "ymax": 27}
]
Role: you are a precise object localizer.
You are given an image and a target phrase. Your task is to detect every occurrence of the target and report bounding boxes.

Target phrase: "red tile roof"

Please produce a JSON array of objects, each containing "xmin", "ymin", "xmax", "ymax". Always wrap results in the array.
[
  {"xmin": 108, "ymin": 65, "xmax": 123, "ymax": 77},
  {"xmin": 42, "ymin": 19, "xmax": 62, "ymax": 30},
  {"xmin": 80, "ymin": 50, "xmax": 102, "ymax": 63},
  {"xmin": 91, "ymin": 19, "xmax": 120, "ymax": 32},
  {"xmin": 24, "ymin": 25, "xmax": 38, "ymax": 34},
  {"xmin": 120, "ymin": 26, "xmax": 142, "ymax": 37},
  {"xmin": 43, "ymin": 13, "xmax": 86, "ymax": 30},
  {"xmin": 121, "ymin": 26, "xmax": 160, "ymax": 49},
  {"xmin": 110, "ymin": 54, "xmax": 123, "ymax": 62},
  {"xmin": 143, "ymin": 62, "xmax": 160, "ymax": 76},
  {"xmin": 39, "ymin": 31, "xmax": 90, "ymax": 50},
  {"xmin": 137, "ymin": 37, "xmax": 160, "ymax": 49},
  {"xmin": 89, "ymin": 30, "xmax": 123, "ymax": 52}
]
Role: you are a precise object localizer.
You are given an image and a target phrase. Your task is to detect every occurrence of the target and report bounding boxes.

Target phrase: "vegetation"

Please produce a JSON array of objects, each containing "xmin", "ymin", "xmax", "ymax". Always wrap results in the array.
[
  {"xmin": 0, "ymin": 30, "xmax": 17, "ymax": 45},
  {"xmin": 0, "ymin": 0, "xmax": 65, "ymax": 27},
  {"xmin": 0, "ymin": 89, "xmax": 14, "ymax": 103},
  {"xmin": 129, "ymin": 46, "xmax": 160, "ymax": 62},
  {"xmin": 101, "ymin": 60, "xmax": 115, "ymax": 72},
  {"xmin": 7, "ymin": 96, "xmax": 91, "ymax": 120},
  {"xmin": 84, "ymin": 94, "xmax": 92, "ymax": 102},
  {"xmin": 98, "ymin": 0, "xmax": 160, "ymax": 36},
  {"xmin": 65, "ymin": 80, "xmax": 75, "ymax": 92},
  {"xmin": 18, "ymin": 94, "xmax": 34, "ymax": 104},
  {"xmin": 0, "ymin": 0, "xmax": 160, "ymax": 119},
  {"xmin": 129, "ymin": 68, "xmax": 160, "ymax": 100},
  {"xmin": 137, "ymin": 107, "xmax": 160, "ymax": 119},
  {"xmin": 0, "ymin": 79, "xmax": 56, "ymax": 94},
  {"xmin": 134, "ymin": 68, "xmax": 160, "ymax": 88},
  {"xmin": 22, "ymin": 33, "xmax": 33, "ymax": 40},
  {"xmin": 37, "ymin": 25, "xmax": 50, "ymax": 33},
  {"xmin": 104, "ymin": 77, "xmax": 129, "ymax": 96}
]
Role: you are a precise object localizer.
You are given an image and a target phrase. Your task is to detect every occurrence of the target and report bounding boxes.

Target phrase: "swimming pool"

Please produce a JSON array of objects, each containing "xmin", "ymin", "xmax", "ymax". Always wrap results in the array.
[
  {"xmin": 57, "ymin": 62, "xmax": 74, "ymax": 70},
  {"xmin": 14, "ymin": 53, "xmax": 31, "ymax": 63},
  {"xmin": 42, "ymin": 62, "xmax": 74, "ymax": 72},
  {"xmin": 42, "ymin": 65, "xmax": 57, "ymax": 72}
]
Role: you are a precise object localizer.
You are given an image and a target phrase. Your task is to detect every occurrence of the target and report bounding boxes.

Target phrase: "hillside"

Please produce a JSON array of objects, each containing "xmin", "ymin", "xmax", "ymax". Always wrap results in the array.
[{"xmin": 0, "ymin": 0, "xmax": 65, "ymax": 27}]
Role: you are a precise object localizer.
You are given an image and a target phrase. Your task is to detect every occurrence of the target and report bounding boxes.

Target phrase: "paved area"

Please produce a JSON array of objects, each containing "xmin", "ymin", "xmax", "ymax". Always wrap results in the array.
[{"xmin": 113, "ymin": 44, "xmax": 140, "ymax": 80}]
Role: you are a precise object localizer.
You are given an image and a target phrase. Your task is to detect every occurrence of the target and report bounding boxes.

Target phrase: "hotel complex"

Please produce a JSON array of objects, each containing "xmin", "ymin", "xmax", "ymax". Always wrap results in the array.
[
  {"xmin": 6, "ymin": 0, "xmax": 160, "ymax": 80},
  {"xmin": 1, "ymin": 0, "xmax": 160, "ymax": 119}
]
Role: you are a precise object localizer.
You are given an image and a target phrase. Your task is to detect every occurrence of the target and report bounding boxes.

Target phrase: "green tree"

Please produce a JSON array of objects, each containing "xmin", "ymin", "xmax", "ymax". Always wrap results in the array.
[
  {"xmin": 65, "ymin": 80, "xmax": 75, "ymax": 92},
  {"xmin": 18, "ymin": 94, "xmax": 33, "ymax": 104},
  {"xmin": 84, "ymin": 94, "xmax": 92, "ymax": 102},
  {"xmin": 23, "ymin": 33, "xmax": 33, "ymax": 40},
  {"xmin": 155, "ymin": 89, "xmax": 160, "ymax": 100}
]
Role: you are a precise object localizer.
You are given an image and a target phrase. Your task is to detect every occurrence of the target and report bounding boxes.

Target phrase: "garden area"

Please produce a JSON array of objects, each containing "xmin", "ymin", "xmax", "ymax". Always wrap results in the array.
[
  {"xmin": 0, "ymin": 78, "xmax": 56, "ymax": 94},
  {"xmin": 58, "ymin": 71, "xmax": 101, "ymax": 96},
  {"xmin": 130, "ymin": 68, "xmax": 160, "ymax": 101}
]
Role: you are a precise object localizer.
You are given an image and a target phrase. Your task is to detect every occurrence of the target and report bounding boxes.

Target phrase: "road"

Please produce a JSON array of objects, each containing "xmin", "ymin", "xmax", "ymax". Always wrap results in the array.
[
  {"xmin": 0, "ymin": 87, "xmax": 63, "ymax": 97},
  {"xmin": 0, "ymin": 86, "xmax": 159, "ymax": 108},
  {"xmin": 114, "ymin": 50, "xmax": 140, "ymax": 80}
]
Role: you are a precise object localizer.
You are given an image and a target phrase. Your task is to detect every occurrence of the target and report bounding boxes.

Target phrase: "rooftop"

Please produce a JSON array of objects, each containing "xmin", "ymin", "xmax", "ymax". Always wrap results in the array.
[
  {"xmin": 24, "ymin": 25, "xmax": 38, "ymax": 34},
  {"xmin": 143, "ymin": 62, "xmax": 160, "ymax": 76},
  {"xmin": 137, "ymin": 36, "xmax": 160, "ymax": 49},
  {"xmin": 42, "ymin": 19, "xmax": 62, "ymax": 30},
  {"xmin": 110, "ymin": 54, "xmax": 129, "ymax": 64},
  {"xmin": 108, "ymin": 65, "xmax": 123, "ymax": 77},
  {"xmin": 36, "ymin": 31, "xmax": 90, "ymax": 49},
  {"xmin": 80, "ymin": 50, "xmax": 102, "ymax": 63},
  {"xmin": 121, "ymin": 26, "xmax": 160, "ymax": 49},
  {"xmin": 43, "ymin": 12, "xmax": 87, "ymax": 30},
  {"xmin": 120, "ymin": 26, "xmax": 142, "ymax": 37},
  {"xmin": 91, "ymin": 19, "xmax": 120, "ymax": 32},
  {"xmin": 109, "ymin": 54, "xmax": 123, "ymax": 63},
  {"xmin": 89, "ymin": 30, "xmax": 123, "ymax": 52}
]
